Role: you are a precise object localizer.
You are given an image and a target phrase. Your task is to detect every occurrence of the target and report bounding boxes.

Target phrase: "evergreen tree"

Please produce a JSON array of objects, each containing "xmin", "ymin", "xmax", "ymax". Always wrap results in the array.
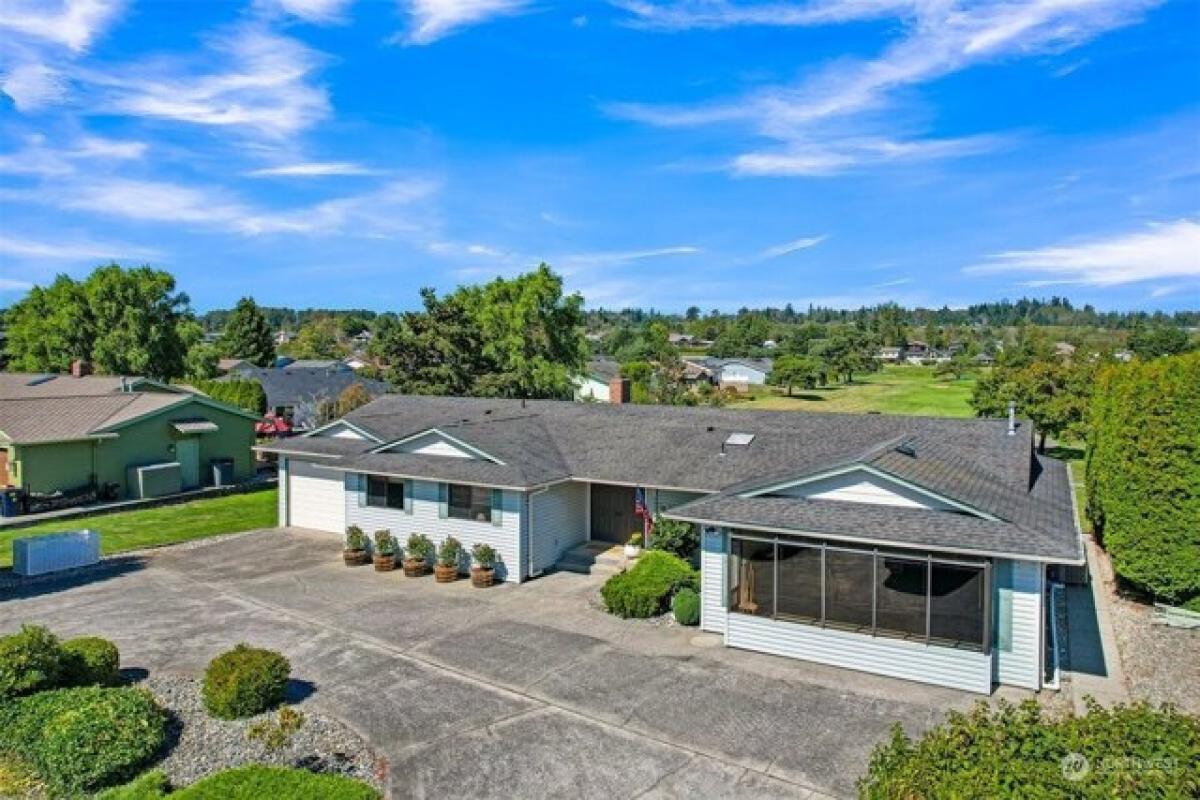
[{"xmin": 220, "ymin": 297, "xmax": 276, "ymax": 367}]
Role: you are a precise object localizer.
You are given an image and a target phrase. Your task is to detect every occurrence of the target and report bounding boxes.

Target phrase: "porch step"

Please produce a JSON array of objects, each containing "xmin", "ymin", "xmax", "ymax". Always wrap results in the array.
[{"xmin": 556, "ymin": 542, "xmax": 627, "ymax": 577}]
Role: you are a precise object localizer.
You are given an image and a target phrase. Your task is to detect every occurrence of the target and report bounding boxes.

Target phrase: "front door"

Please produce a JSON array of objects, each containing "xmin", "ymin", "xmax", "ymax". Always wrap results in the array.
[
  {"xmin": 590, "ymin": 483, "xmax": 638, "ymax": 543},
  {"xmin": 176, "ymin": 438, "xmax": 200, "ymax": 489}
]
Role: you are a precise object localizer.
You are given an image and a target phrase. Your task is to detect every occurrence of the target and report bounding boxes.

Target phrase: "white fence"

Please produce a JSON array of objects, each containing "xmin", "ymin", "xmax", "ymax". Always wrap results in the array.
[{"xmin": 13, "ymin": 530, "xmax": 101, "ymax": 576}]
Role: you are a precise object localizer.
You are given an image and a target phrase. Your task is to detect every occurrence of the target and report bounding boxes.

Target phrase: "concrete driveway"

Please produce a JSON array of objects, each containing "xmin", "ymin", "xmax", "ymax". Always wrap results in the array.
[{"xmin": 2, "ymin": 529, "xmax": 987, "ymax": 799}]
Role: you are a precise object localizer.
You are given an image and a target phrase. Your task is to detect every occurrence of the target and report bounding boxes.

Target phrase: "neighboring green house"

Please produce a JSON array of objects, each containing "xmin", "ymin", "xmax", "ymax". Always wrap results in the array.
[{"xmin": 0, "ymin": 371, "xmax": 258, "ymax": 500}]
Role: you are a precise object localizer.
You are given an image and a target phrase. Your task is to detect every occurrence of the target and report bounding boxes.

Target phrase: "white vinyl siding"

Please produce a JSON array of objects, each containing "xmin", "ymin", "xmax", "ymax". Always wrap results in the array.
[
  {"xmin": 529, "ymin": 481, "xmax": 588, "ymax": 575},
  {"xmin": 726, "ymin": 612, "xmax": 993, "ymax": 694},
  {"xmin": 310, "ymin": 421, "xmax": 370, "ymax": 440},
  {"xmin": 286, "ymin": 459, "xmax": 346, "ymax": 533},
  {"xmin": 573, "ymin": 377, "xmax": 610, "ymax": 402},
  {"xmin": 719, "ymin": 364, "xmax": 768, "ymax": 385},
  {"xmin": 278, "ymin": 457, "xmax": 288, "ymax": 526},
  {"xmin": 771, "ymin": 469, "xmax": 955, "ymax": 511},
  {"xmin": 700, "ymin": 528, "xmax": 727, "ymax": 634},
  {"xmin": 386, "ymin": 431, "xmax": 477, "ymax": 459},
  {"xmin": 993, "ymin": 559, "xmax": 1044, "ymax": 689},
  {"xmin": 345, "ymin": 475, "xmax": 523, "ymax": 583}
]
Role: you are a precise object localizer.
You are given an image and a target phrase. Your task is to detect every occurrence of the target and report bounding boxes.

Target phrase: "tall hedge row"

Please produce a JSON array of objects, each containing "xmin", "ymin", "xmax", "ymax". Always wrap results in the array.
[
  {"xmin": 1085, "ymin": 352, "xmax": 1199, "ymax": 605},
  {"xmin": 193, "ymin": 379, "xmax": 267, "ymax": 416}
]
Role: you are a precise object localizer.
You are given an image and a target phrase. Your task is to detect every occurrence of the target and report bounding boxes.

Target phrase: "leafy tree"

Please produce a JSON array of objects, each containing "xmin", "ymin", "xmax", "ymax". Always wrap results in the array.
[
  {"xmin": 1087, "ymin": 353, "xmax": 1199, "ymax": 605},
  {"xmin": 290, "ymin": 317, "xmax": 346, "ymax": 360},
  {"xmin": 376, "ymin": 287, "xmax": 487, "ymax": 396},
  {"xmin": 220, "ymin": 298, "xmax": 275, "ymax": 367},
  {"xmin": 933, "ymin": 352, "xmax": 972, "ymax": 380},
  {"xmin": 472, "ymin": 264, "xmax": 588, "ymax": 399},
  {"xmin": 768, "ymin": 355, "xmax": 823, "ymax": 395},
  {"xmin": 972, "ymin": 356, "xmax": 1096, "ymax": 451},
  {"xmin": 184, "ymin": 344, "xmax": 220, "ymax": 381},
  {"xmin": 4, "ymin": 265, "xmax": 190, "ymax": 380},
  {"xmin": 1128, "ymin": 324, "xmax": 1192, "ymax": 360},
  {"xmin": 812, "ymin": 328, "xmax": 875, "ymax": 383},
  {"xmin": 335, "ymin": 383, "xmax": 373, "ymax": 417}
]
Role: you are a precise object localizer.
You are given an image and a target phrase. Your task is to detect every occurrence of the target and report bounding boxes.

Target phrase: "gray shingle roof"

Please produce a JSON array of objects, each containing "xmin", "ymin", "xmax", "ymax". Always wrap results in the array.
[
  {"xmin": 220, "ymin": 368, "xmax": 388, "ymax": 410},
  {"xmin": 260, "ymin": 393, "xmax": 1079, "ymax": 561}
]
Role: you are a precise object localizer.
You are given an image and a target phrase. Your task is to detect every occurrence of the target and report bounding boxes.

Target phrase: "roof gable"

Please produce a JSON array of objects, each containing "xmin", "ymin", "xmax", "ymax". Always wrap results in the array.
[{"xmin": 372, "ymin": 428, "xmax": 503, "ymax": 463}]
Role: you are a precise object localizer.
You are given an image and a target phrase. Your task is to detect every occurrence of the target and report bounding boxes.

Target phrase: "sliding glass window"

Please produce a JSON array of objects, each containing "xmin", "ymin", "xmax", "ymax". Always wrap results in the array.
[{"xmin": 727, "ymin": 531, "xmax": 989, "ymax": 653}]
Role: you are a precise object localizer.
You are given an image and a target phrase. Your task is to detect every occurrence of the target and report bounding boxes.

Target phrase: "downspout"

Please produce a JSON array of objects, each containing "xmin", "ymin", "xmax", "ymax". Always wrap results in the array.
[{"xmin": 526, "ymin": 486, "xmax": 551, "ymax": 579}]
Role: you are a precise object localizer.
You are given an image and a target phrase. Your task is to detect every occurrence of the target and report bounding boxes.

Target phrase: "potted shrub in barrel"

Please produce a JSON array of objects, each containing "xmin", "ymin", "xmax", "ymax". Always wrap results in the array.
[
  {"xmin": 403, "ymin": 533, "xmax": 433, "ymax": 577},
  {"xmin": 373, "ymin": 530, "xmax": 397, "ymax": 572},
  {"xmin": 624, "ymin": 531, "xmax": 643, "ymax": 559},
  {"xmin": 470, "ymin": 543, "xmax": 497, "ymax": 588},
  {"xmin": 435, "ymin": 536, "xmax": 463, "ymax": 583},
  {"xmin": 343, "ymin": 526, "xmax": 369, "ymax": 566}
]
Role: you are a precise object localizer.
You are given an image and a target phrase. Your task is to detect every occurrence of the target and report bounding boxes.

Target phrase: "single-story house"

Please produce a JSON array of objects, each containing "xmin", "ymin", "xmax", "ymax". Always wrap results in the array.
[
  {"xmin": 0, "ymin": 371, "xmax": 257, "ymax": 500},
  {"xmin": 684, "ymin": 358, "xmax": 774, "ymax": 389},
  {"xmin": 222, "ymin": 366, "xmax": 388, "ymax": 432},
  {"xmin": 216, "ymin": 358, "xmax": 257, "ymax": 374},
  {"xmin": 259, "ymin": 393, "xmax": 1081, "ymax": 695},
  {"xmin": 572, "ymin": 357, "xmax": 622, "ymax": 402}
]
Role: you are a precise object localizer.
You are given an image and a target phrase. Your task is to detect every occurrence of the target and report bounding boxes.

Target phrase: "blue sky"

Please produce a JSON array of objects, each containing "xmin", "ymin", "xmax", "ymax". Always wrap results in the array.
[{"xmin": 1, "ymin": 0, "xmax": 1197, "ymax": 313}]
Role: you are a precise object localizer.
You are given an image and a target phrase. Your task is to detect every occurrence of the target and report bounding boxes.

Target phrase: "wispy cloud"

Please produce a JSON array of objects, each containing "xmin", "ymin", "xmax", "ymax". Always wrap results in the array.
[
  {"xmin": 966, "ymin": 219, "xmax": 1200, "ymax": 287},
  {"xmin": 83, "ymin": 26, "xmax": 330, "ymax": 138},
  {"xmin": 245, "ymin": 162, "xmax": 377, "ymax": 177},
  {"xmin": 258, "ymin": 0, "xmax": 352, "ymax": 24},
  {"xmin": 0, "ymin": 133, "xmax": 146, "ymax": 176},
  {"xmin": 0, "ymin": 232, "xmax": 159, "ymax": 261},
  {"xmin": 608, "ymin": 1, "xmax": 1159, "ymax": 176},
  {"xmin": 559, "ymin": 245, "xmax": 701, "ymax": 269},
  {"xmin": 760, "ymin": 235, "xmax": 826, "ymax": 259},
  {"xmin": 397, "ymin": 0, "xmax": 530, "ymax": 45},
  {"xmin": 0, "ymin": 0, "xmax": 125, "ymax": 51}
]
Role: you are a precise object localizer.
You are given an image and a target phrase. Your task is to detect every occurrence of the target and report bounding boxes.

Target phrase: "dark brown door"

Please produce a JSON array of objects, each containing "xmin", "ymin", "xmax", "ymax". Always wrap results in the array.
[
  {"xmin": 590, "ymin": 483, "xmax": 638, "ymax": 543},
  {"xmin": 0, "ymin": 450, "xmax": 8, "ymax": 486}
]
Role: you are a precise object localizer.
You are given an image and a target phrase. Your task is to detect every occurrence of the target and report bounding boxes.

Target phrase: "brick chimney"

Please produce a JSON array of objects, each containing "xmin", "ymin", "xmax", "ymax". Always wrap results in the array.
[
  {"xmin": 608, "ymin": 377, "xmax": 630, "ymax": 405},
  {"xmin": 70, "ymin": 359, "xmax": 93, "ymax": 378}
]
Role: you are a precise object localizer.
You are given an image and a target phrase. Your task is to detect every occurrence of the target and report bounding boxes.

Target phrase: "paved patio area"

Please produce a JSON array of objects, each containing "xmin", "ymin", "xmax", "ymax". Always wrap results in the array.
[{"xmin": 2, "ymin": 528, "xmax": 1000, "ymax": 799}]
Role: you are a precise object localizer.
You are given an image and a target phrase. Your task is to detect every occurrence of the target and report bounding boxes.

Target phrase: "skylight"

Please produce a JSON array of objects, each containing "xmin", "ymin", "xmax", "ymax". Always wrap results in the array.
[{"xmin": 725, "ymin": 432, "xmax": 755, "ymax": 446}]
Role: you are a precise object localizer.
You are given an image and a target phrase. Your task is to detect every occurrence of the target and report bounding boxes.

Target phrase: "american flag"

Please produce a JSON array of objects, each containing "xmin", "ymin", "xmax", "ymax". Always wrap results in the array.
[{"xmin": 634, "ymin": 487, "xmax": 653, "ymax": 539}]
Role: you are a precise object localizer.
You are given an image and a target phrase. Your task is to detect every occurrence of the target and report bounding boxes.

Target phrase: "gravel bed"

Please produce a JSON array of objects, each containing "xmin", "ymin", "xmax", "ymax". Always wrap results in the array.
[
  {"xmin": 139, "ymin": 674, "xmax": 383, "ymax": 790},
  {"xmin": 1105, "ymin": 591, "xmax": 1200, "ymax": 715}
]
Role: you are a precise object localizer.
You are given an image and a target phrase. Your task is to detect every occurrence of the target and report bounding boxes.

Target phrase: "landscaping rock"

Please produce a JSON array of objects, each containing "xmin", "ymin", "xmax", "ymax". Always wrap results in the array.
[{"xmin": 138, "ymin": 674, "xmax": 382, "ymax": 791}]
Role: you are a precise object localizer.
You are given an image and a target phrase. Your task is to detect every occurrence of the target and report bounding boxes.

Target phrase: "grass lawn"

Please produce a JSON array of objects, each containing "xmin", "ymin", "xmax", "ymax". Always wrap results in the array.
[
  {"xmin": 1047, "ymin": 443, "xmax": 1090, "ymax": 533},
  {"xmin": 0, "ymin": 488, "xmax": 278, "ymax": 568},
  {"xmin": 729, "ymin": 365, "xmax": 978, "ymax": 417}
]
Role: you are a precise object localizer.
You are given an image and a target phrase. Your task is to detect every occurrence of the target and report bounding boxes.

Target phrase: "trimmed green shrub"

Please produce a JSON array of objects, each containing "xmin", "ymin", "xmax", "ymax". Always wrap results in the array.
[
  {"xmin": 0, "ymin": 625, "xmax": 63, "ymax": 700},
  {"xmin": 672, "ymin": 587, "xmax": 701, "ymax": 626},
  {"xmin": 601, "ymin": 551, "xmax": 698, "ymax": 618},
  {"xmin": 649, "ymin": 515, "xmax": 699, "ymax": 561},
  {"xmin": 1086, "ymin": 353, "xmax": 1200, "ymax": 604},
  {"xmin": 859, "ymin": 699, "xmax": 1200, "ymax": 799},
  {"xmin": 193, "ymin": 378, "xmax": 267, "ymax": 415},
  {"xmin": 62, "ymin": 636, "xmax": 121, "ymax": 687},
  {"xmin": 202, "ymin": 644, "xmax": 291, "ymax": 720},
  {"xmin": 405, "ymin": 533, "xmax": 434, "ymax": 561},
  {"xmin": 97, "ymin": 769, "xmax": 171, "ymax": 799},
  {"xmin": 173, "ymin": 765, "xmax": 379, "ymax": 799},
  {"xmin": 437, "ymin": 535, "xmax": 463, "ymax": 567},
  {"xmin": 0, "ymin": 686, "xmax": 168, "ymax": 795}
]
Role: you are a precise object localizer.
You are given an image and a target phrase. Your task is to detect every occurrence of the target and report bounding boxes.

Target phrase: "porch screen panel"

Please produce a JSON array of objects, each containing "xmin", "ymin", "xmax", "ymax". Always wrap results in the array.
[
  {"xmin": 729, "ymin": 538, "xmax": 774, "ymax": 618},
  {"xmin": 874, "ymin": 556, "xmax": 928, "ymax": 640},
  {"xmin": 776, "ymin": 544, "xmax": 821, "ymax": 623},
  {"xmin": 929, "ymin": 563, "xmax": 986, "ymax": 649},
  {"xmin": 824, "ymin": 549, "xmax": 873, "ymax": 631}
]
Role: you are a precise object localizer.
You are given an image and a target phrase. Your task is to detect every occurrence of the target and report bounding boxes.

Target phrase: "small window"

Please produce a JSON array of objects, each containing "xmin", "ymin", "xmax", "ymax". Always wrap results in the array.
[
  {"xmin": 367, "ymin": 476, "xmax": 405, "ymax": 510},
  {"xmin": 448, "ymin": 483, "xmax": 492, "ymax": 522}
]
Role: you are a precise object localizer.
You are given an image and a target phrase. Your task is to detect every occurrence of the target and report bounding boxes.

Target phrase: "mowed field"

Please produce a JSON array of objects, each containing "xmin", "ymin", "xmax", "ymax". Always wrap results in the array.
[
  {"xmin": 0, "ymin": 488, "xmax": 278, "ymax": 568},
  {"xmin": 730, "ymin": 365, "xmax": 978, "ymax": 417}
]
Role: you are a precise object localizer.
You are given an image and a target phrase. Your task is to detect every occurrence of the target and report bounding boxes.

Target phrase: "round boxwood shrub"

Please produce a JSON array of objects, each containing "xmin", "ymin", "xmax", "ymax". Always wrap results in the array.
[
  {"xmin": 0, "ymin": 624, "xmax": 63, "ymax": 699},
  {"xmin": 859, "ymin": 699, "xmax": 1200, "ymax": 799},
  {"xmin": 601, "ymin": 551, "xmax": 699, "ymax": 619},
  {"xmin": 672, "ymin": 587, "xmax": 701, "ymax": 626},
  {"xmin": 0, "ymin": 686, "xmax": 168, "ymax": 795},
  {"xmin": 202, "ymin": 644, "xmax": 291, "ymax": 720},
  {"xmin": 62, "ymin": 636, "xmax": 121, "ymax": 687}
]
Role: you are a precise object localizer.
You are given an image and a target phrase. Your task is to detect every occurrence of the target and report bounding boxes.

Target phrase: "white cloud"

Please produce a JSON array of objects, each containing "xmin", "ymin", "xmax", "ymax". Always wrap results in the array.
[
  {"xmin": 259, "ymin": 0, "xmax": 353, "ymax": 24},
  {"xmin": 0, "ymin": 277, "xmax": 36, "ymax": 292},
  {"xmin": 761, "ymin": 235, "xmax": 826, "ymax": 259},
  {"xmin": 0, "ymin": 0, "xmax": 125, "ymax": 51},
  {"xmin": 609, "ymin": 1, "xmax": 1159, "ymax": 175},
  {"xmin": 559, "ymin": 245, "xmax": 701, "ymax": 269},
  {"xmin": 966, "ymin": 219, "xmax": 1200, "ymax": 287},
  {"xmin": 0, "ymin": 133, "xmax": 145, "ymax": 176},
  {"xmin": 84, "ymin": 26, "xmax": 330, "ymax": 138},
  {"xmin": 0, "ymin": 232, "xmax": 159, "ymax": 261},
  {"xmin": 0, "ymin": 62, "xmax": 67, "ymax": 109},
  {"xmin": 245, "ymin": 161, "xmax": 377, "ymax": 177},
  {"xmin": 398, "ymin": 0, "xmax": 530, "ymax": 45}
]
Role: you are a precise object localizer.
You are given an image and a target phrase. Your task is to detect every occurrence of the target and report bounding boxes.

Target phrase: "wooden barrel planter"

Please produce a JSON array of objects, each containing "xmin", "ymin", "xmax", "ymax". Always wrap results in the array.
[
  {"xmin": 343, "ymin": 549, "xmax": 370, "ymax": 567},
  {"xmin": 434, "ymin": 563, "xmax": 458, "ymax": 583},
  {"xmin": 402, "ymin": 558, "xmax": 428, "ymax": 578},
  {"xmin": 373, "ymin": 554, "xmax": 396, "ymax": 572},
  {"xmin": 470, "ymin": 566, "xmax": 494, "ymax": 588}
]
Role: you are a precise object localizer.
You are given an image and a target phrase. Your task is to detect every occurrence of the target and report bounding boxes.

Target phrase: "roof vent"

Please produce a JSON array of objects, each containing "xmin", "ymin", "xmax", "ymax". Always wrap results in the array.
[
  {"xmin": 724, "ymin": 432, "xmax": 755, "ymax": 447},
  {"xmin": 894, "ymin": 443, "xmax": 917, "ymax": 458}
]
